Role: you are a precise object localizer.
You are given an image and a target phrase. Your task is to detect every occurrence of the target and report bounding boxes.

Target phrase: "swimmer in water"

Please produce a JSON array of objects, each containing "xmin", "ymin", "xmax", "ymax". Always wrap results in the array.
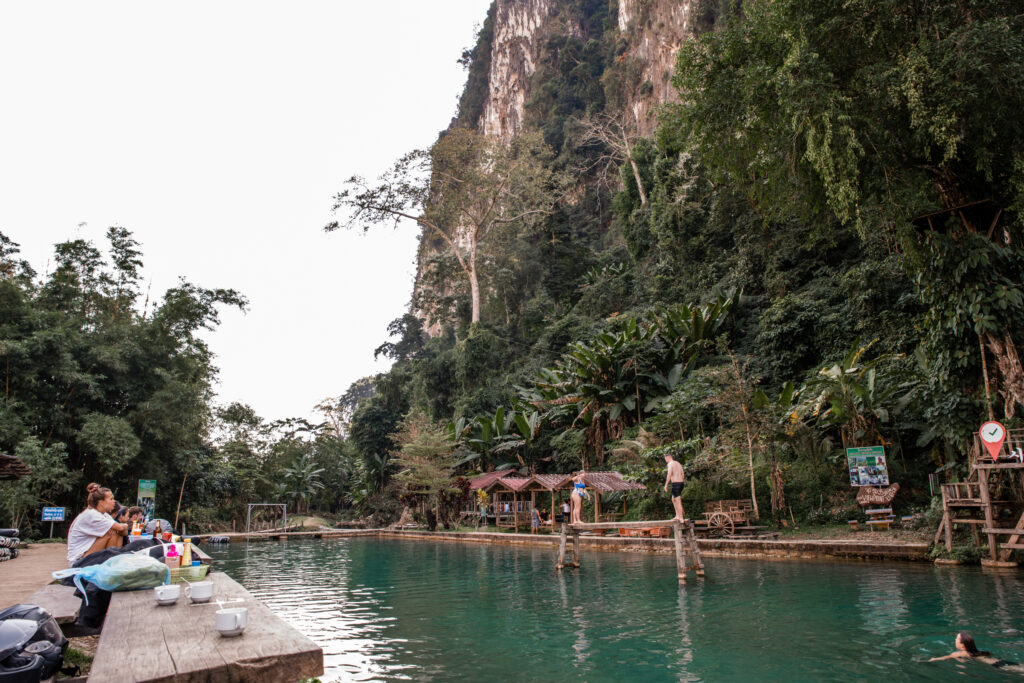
[{"xmin": 928, "ymin": 631, "xmax": 1018, "ymax": 669}]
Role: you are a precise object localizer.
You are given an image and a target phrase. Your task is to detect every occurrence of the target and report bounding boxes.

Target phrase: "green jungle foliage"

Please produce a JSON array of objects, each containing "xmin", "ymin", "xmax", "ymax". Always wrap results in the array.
[
  {"xmin": 7, "ymin": 0, "xmax": 1023, "ymax": 534},
  {"xmin": 338, "ymin": 0, "xmax": 1024, "ymax": 527}
]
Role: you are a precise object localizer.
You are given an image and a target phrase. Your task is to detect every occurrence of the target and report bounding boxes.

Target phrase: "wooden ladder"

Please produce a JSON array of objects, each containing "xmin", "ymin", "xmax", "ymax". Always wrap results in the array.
[{"xmin": 674, "ymin": 520, "xmax": 705, "ymax": 584}]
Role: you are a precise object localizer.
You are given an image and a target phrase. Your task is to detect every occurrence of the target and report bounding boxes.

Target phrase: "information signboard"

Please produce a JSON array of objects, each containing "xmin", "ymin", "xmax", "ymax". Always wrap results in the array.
[
  {"xmin": 137, "ymin": 479, "xmax": 156, "ymax": 519},
  {"xmin": 41, "ymin": 507, "xmax": 65, "ymax": 522},
  {"xmin": 846, "ymin": 446, "xmax": 889, "ymax": 487}
]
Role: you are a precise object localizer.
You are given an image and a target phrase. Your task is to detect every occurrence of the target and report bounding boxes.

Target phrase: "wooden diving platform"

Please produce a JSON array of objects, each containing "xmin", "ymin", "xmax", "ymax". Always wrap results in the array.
[{"xmin": 557, "ymin": 520, "xmax": 704, "ymax": 584}]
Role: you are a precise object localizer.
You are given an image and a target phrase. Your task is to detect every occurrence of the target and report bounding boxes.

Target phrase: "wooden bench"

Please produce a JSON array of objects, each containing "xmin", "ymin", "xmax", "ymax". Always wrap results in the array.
[
  {"xmin": 866, "ymin": 519, "xmax": 893, "ymax": 531},
  {"xmin": 27, "ymin": 583, "xmax": 81, "ymax": 625}
]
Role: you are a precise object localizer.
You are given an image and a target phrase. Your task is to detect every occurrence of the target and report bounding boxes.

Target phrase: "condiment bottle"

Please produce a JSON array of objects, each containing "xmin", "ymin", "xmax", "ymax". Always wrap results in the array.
[
  {"xmin": 165, "ymin": 543, "xmax": 180, "ymax": 570},
  {"xmin": 181, "ymin": 538, "xmax": 192, "ymax": 568}
]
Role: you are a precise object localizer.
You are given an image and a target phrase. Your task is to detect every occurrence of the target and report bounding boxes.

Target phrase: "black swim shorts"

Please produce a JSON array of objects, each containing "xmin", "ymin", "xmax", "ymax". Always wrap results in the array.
[{"xmin": 671, "ymin": 482, "xmax": 683, "ymax": 498}]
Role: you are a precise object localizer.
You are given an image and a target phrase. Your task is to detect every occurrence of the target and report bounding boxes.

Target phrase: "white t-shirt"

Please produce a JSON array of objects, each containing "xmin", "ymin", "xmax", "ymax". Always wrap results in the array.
[{"xmin": 67, "ymin": 508, "xmax": 115, "ymax": 566}]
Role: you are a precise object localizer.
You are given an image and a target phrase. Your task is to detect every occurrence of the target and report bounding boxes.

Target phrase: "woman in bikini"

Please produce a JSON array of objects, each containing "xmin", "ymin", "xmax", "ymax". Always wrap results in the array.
[{"xmin": 570, "ymin": 471, "xmax": 590, "ymax": 524}]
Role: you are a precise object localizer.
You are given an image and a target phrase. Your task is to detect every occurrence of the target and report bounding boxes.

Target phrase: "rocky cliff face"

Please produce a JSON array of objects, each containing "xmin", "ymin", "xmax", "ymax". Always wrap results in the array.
[
  {"xmin": 414, "ymin": 0, "xmax": 704, "ymax": 332},
  {"xmin": 476, "ymin": 0, "xmax": 698, "ymax": 139},
  {"xmin": 479, "ymin": 0, "xmax": 566, "ymax": 141},
  {"xmin": 615, "ymin": 0, "xmax": 697, "ymax": 135}
]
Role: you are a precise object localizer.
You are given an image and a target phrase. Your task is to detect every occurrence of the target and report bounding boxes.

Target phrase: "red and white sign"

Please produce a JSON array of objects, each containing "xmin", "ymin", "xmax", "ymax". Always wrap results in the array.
[{"xmin": 979, "ymin": 421, "xmax": 1007, "ymax": 460}]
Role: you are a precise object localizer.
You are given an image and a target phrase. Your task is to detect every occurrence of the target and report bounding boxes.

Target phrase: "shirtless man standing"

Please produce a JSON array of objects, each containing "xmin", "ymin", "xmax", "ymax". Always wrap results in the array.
[{"xmin": 664, "ymin": 454, "xmax": 686, "ymax": 522}]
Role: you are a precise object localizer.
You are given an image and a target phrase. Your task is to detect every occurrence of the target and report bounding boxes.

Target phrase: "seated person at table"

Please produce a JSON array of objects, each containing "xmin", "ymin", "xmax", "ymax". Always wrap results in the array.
[
  {"xmin": 67, "ymin": 487, "xmax": 128, "ymax": 567},
  {"xmin": 114, "ymin": 506, "xmax": 144, "ymax": 545}
]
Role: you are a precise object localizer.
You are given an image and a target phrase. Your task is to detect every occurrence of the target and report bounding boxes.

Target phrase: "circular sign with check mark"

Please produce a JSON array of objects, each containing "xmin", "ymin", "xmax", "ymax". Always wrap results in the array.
[{"xmin": 980, "ymin": 421, "xmax": 1006, "ymax": 460}]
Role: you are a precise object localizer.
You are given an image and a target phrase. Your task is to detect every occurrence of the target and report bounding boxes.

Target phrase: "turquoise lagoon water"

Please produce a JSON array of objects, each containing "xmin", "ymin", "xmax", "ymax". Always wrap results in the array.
[{"xmin": 205, "ymin": 537, "xmax": 1024, "ymax": 681}]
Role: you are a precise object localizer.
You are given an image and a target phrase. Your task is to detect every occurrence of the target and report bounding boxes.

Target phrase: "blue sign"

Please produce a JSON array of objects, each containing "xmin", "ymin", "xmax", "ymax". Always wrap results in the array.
[{"xmin": 41, "ymin": 507, "xmax": 65, "ymax": 522}]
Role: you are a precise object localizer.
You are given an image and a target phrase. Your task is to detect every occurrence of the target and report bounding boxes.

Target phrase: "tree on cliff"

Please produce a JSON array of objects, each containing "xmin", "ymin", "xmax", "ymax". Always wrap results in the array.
[{"xmin": 325, "ymin": 127, "xmax": 568, "ymax": 325}]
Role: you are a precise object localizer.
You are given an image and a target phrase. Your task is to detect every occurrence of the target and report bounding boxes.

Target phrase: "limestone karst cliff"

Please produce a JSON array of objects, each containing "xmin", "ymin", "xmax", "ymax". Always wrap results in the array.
[
  {"xmin": 414, "ymin": 0, "xmax": 716, "ymax": 331},
  {"xmin": 477, "ymin": 0, "xmax": 702, "ymax": 140}
]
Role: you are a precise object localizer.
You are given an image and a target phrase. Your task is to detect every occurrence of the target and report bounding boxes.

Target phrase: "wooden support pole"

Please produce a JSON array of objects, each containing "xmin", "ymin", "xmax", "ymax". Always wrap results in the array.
[
  {"xmin": 944, "ymin": 512, "xmax": 954, "ymax": 552},
  {"xmin": 979, "ymin": 469, "xmax": 998, "ymax": 561},
  {"xmin": 571, "ymin": 530, "xmax": 580, "ymax": 568},
  {"xmin": 933, "ymin": 515, "xmax": 947, "ymax": 546},
  {"xmin": 556, "ymin": 524, "xmax": 567, "ymax": 570},
  {"xmin": 688, "ymin": 521, "xmax": 705, "ymax": 576},
  {"xmin": 595, "ymin": 492, "xmax": 601, "ymax": 523},
  {"xmin": 673, "ymin": 521, "xmax": 687, "ymax": 584}
]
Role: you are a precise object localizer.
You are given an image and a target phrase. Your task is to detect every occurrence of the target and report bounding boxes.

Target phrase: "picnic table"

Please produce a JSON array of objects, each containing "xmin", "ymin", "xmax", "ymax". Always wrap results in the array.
[
  {"xmin": 865, "ymin": 507, "xmax": 896, "ymax": 531},
  {"xmin": 89, "ymin": 572, "xmax": 323, "ymax": 682}
]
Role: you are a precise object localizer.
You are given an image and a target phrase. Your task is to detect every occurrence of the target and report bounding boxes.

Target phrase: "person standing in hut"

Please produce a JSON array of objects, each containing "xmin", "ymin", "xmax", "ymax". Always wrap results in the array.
[
  {"xmin": 570, "ymin": 471, "xmax": 590, "ymax": 524},
  {"xmin": 664, "ymin": 454, "xmax": 686, "ymax": 522}
]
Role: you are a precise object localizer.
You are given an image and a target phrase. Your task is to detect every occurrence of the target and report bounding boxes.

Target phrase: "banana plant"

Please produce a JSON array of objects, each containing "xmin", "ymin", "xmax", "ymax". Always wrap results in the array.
[
  {"xmin": 521, "ymin": 291, "xmax": 738, "ymax": 467},
  {"xmin": 447, "ymin": 407, "xmax": 517, "ymax": 471},
  {"xmin": 796, "ymin": 339, "xmax": 902, "ymax": 448}
]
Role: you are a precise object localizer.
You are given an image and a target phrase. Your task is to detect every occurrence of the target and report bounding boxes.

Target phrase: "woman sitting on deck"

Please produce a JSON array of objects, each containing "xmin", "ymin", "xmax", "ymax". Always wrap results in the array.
[
  {"xmin": 570, "ymin": 471, "xmax": 590, "ymax": 525},
  {"xmin": 66, "ymin": 486, "xmax": 128, "ymax": 567}
]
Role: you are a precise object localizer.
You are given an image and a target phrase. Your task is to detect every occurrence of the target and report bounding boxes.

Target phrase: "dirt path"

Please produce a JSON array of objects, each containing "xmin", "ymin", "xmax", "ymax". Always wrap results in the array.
[{"xmin": 0, "ymin": 542, "xmax": 68, "ymax": 606}]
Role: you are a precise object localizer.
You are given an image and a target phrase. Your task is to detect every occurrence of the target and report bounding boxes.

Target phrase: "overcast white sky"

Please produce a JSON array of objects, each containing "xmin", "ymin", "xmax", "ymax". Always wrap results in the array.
[{"xmin": 0, "ymin": 1, "xmax": 489, "ymax": 423}]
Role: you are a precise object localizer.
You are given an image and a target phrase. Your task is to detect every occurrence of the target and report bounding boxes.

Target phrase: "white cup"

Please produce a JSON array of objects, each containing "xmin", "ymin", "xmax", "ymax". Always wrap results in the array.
[
  {"xmin": 215, "ymin": 607, "xmax": 247, "ymax": 637},
  {"xmin": 185, "ymin": 580, "xmax": 214, "ymax": 603},
  {"xmin": 153, "ymin": 584, "xmax": 180, "ymax": 605}
]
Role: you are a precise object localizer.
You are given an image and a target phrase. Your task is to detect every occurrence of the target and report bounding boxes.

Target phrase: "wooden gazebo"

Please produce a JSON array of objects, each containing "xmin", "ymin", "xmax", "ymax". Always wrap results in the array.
[
  {"xmin": 467, "ymin": 470, "xmax": 646, "ymax": 529},
  {"xmin": 574, "ymin": 471, "xmax": 646, "ymax": 524},
  {"xmin": 485, "ymin": 476, "xmax": 533, "ymax": 530}
]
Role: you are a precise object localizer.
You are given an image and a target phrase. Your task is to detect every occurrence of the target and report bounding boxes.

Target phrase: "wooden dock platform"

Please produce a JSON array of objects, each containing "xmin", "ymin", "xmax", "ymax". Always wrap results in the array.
[{"xmin": 89, "ymin": 572, "xmax": 323, "ymax": 682}]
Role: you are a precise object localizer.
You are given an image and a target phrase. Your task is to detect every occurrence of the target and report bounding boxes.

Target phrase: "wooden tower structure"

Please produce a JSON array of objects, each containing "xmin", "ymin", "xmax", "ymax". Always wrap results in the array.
[{"xmin": 936, "ymin": 429, "xmax": 1024, "ymax": 567}]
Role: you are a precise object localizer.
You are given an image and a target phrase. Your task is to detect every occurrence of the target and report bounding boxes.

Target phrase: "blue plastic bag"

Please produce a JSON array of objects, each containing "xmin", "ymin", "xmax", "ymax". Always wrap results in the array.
[{"xmin": 53, "ymin": 552, "xmax": 170, "ymax": 605}]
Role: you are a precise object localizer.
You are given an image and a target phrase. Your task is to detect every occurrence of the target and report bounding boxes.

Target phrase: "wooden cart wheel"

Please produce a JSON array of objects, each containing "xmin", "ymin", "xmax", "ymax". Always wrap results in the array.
[{"xmin": 707, "ymin": 512, "xmax": 734, "ymax": 537}]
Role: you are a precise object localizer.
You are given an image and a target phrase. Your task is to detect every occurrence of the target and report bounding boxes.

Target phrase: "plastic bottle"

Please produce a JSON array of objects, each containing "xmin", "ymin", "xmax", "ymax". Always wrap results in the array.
[
  {"xmin": 181, "ymin": 538, "xmax": 192, "ymax": 568},
  {"xmin": 165, "ymin": 543, "xmax": 180, "ymax": 570}
]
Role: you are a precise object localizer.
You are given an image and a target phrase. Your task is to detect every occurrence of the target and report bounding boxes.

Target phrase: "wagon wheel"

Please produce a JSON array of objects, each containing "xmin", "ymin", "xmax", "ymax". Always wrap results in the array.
[{"xmin": 707, "ymin": 512, "xmax": 734, "ymax": 537}]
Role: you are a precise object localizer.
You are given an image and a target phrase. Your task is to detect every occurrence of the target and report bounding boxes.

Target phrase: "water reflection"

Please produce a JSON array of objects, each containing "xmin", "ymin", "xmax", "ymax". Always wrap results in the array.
[{"xmin": 205, "ymin": 539, "xmax": 1024, "ymax": 682}]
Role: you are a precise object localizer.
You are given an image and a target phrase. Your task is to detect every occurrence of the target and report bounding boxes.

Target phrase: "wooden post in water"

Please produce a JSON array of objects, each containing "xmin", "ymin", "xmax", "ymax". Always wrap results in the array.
[
  {"xmin": 556, "ymin": 523, "xmax": 567, "ymax": 570},
  {"xmin": 571, "ymin": 528, "xmax": 581, "ymax": 568},
  {"xmin": 688, "ymin": 521, "xmax": 705, "ymax": 577},
  {"xmin": 673, "ymin": 521, "xmax": 687, "ymax": 584}
]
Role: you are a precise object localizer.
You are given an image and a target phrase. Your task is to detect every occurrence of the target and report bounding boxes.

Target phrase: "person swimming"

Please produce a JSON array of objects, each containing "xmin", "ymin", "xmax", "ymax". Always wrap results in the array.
[{"xmin": 928, "ymin": 631, "xmax": 1019, "ymax": 669}]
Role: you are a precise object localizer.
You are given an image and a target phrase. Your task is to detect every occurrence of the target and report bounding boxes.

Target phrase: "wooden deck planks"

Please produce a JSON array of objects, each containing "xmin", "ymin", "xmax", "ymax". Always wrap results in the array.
[
  {"xmin": 89, "ymin": 572, "xmax": 322, "ymax": 683},
  {"xmin": 26, "ymin": 583, "xmax": 81, "ymax": 624}
]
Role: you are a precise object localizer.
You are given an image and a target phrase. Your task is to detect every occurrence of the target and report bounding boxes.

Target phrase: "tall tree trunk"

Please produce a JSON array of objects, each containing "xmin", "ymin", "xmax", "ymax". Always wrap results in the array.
[
  {"xmin": 469, "ymin": 262, "xmax": 481, "ymax": 325},
  {"xmin": 980, "ymin": 332, "xmax": 995, "ymax": 421},
  {"xmin": 620, "ymin": 128, "xmax": 647, "ymax": 206}
]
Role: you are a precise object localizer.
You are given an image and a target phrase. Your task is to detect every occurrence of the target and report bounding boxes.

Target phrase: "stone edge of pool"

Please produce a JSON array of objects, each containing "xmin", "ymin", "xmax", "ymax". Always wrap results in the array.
[{"xmin": 201, "ymin": 529, "xmax": 930, "ymax": 563}]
